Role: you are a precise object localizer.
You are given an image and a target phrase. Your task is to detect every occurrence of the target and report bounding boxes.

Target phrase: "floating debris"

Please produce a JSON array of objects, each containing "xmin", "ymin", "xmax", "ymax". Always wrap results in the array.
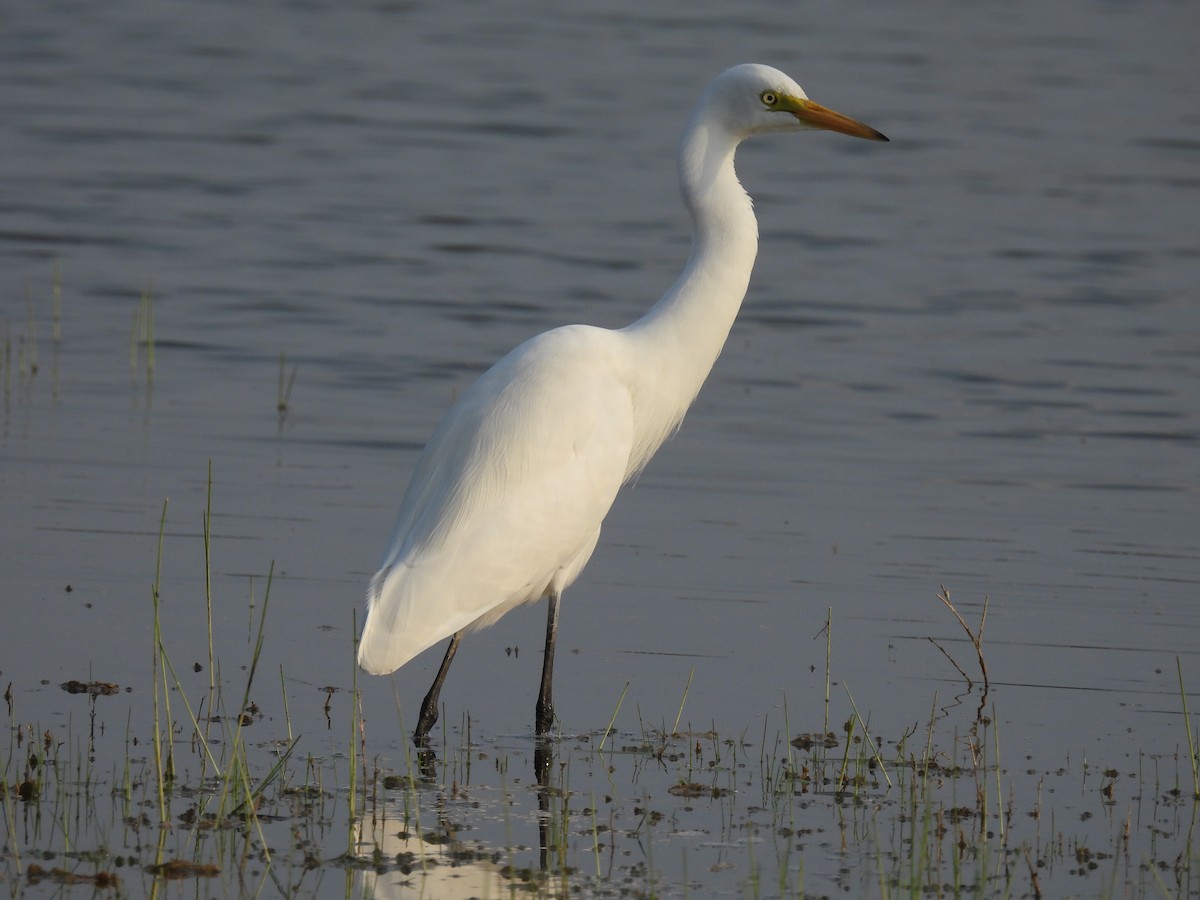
[
  {"xmin": 26, "ymin": 864, "xmax": 119, "ymax": 888},
  {"xmin": 668, "ymin": 781, "xmax": 718, "ymax": 798},
  {"xmin": 791, "ymin": 731, "xmax": 840, "ymax": 751},
  {"xmin": 60, "ymin": 680, "xmax": 119, "ymax": 696},
  {"xmin": 145, "ymin": 859, "xmax": 221, "ymax": 879}
]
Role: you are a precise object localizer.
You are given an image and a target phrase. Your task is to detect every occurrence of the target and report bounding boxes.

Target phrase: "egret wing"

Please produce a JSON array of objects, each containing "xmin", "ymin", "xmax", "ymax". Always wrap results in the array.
[{"xmin": 358, "ymin": 326, "xmax": 633, "ymax": 674}]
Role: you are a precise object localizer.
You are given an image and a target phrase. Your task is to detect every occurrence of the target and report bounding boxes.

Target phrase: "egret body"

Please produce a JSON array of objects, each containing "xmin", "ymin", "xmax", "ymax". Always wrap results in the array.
[{"xmin": 358, "ymin": 64, "xmax": 887, "ymax": 741}]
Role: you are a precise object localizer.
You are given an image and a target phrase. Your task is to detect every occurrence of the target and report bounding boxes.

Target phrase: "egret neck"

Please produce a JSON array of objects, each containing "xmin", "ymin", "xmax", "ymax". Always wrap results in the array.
[{"xmin": 620, "ymin": 103, "xmax": 759, "ymax": 477}]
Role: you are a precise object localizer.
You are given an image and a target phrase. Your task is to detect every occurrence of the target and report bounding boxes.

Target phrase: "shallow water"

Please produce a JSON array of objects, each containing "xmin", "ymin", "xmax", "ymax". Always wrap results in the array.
[{"xmin": 2, "ymin": 0, "xmax": 1198, "ymax": 896}]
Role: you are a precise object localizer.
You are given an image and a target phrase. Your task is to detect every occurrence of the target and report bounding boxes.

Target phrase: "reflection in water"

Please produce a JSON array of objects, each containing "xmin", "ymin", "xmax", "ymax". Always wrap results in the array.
[
  {"xmin": 535, "ymin": 736, "xmax": 558, "ymax": 876},
  {"xmin": 356, "ymin": 737, "xmax": 567, "ymax": 899},
  {"xmin": 355, "ymin": 826, "xmax": 509, "ymax": 900}
]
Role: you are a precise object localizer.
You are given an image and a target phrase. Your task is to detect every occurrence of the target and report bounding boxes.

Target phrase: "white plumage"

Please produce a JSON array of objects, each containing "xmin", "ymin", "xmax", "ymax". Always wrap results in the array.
[{"xmin": 357, "ymin": 64, "xmax": 886, "ymax": 739}]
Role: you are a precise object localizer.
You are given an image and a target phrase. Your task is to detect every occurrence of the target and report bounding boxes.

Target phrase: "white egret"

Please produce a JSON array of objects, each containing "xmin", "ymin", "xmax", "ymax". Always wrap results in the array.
[{"xmin": 358, "ymin": 63, "xmax": 887, "ymax": 741}]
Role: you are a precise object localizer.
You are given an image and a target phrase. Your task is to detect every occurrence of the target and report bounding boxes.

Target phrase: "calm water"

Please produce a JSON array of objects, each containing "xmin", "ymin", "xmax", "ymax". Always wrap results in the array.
[{"xmin": 2, "ymin": 0, "xmax": 1198, "ymax": 896}]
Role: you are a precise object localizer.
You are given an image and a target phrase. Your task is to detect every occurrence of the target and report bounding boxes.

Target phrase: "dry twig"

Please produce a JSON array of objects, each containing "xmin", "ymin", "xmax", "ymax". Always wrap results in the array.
[{"xmin": 928, "ymin": 585, "xmax": 990, "ymax": 690}]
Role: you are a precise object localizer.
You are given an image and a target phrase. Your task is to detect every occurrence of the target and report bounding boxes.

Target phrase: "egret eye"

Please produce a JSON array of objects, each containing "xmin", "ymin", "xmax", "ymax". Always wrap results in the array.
[{"xmin": 760, "ymin": 91, "xmax": 778, "ymax": 108}]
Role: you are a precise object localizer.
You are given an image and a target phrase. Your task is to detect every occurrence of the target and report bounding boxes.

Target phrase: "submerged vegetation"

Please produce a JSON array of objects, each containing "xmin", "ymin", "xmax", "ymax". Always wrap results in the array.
[{"xmin": 1, "ymin": 471, "xmax": 1196, "ymax": 899}]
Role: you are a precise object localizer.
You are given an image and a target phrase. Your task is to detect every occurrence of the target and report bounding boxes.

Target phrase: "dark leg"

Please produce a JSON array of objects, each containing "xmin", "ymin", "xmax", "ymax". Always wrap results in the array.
[
  {"xmin": 536, "ymin": 589, "xmax": 561, "ymax": 734},
  {"xmin": 414, "ymin": 631, "xmax": 463, "ymax": 745}
]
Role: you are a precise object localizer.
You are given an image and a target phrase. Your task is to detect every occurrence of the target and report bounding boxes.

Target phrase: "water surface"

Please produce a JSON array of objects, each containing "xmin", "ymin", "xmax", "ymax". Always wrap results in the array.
[{"xmin": 2, "ymin": 0, "xmax": 1197, "ymax": 895}]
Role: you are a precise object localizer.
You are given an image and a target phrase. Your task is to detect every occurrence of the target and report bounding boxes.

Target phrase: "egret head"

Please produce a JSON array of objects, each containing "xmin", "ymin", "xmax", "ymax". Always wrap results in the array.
[{"xmin": 704, "ymin": 63, "xmax": 887, "ymax": 142}]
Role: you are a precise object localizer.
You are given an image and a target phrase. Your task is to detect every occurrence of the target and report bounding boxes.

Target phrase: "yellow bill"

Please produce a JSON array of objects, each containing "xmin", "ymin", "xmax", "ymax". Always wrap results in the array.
[{"xmin": 785, "ymin": 96, "xmax": 888, "ymax": 142}]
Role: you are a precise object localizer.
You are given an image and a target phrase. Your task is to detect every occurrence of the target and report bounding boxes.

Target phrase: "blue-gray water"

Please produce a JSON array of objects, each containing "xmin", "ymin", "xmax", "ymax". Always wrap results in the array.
[{"xmin": 2, "ymin": 1, "xmax": 1198, "ymax": 896}]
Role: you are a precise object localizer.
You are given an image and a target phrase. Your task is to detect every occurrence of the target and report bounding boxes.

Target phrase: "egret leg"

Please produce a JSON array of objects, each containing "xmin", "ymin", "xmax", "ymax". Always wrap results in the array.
[
  {"xmin": 414, "ymin": 631, "xmax": 463, "ymax": 745},
  {"xmin": 536, "ymin": 590, "xmax": 561, "ymax": 734}
]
